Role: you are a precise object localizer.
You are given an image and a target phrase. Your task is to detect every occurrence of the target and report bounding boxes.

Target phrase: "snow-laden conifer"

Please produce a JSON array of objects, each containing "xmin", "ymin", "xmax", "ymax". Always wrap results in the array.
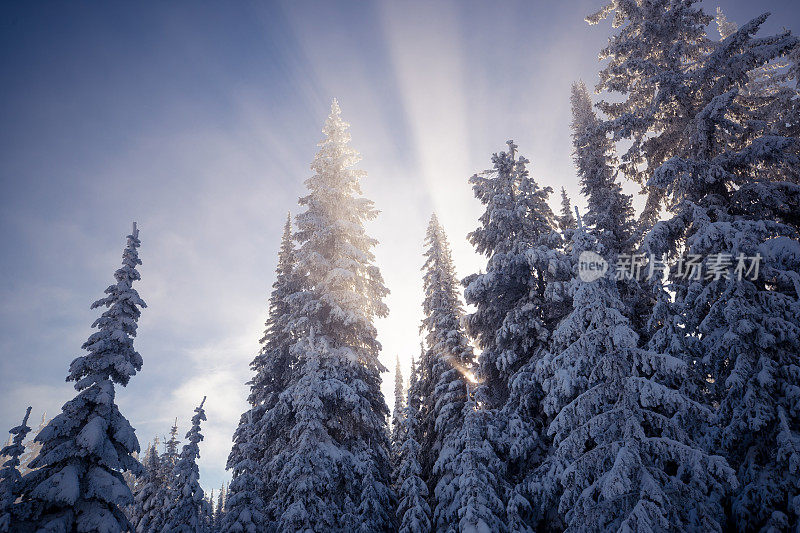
[
  {"xmin": 226, "ymin": 213, "xmax": 296, "ymax": 529},
  {"xmin": 265, "ymin": 100, "xmax": 393, "ymax": 531},
  {"xmin": 163, "ymin": 397, "xmax": 208, "ymax": 533},
  {"xmin": 536, "ymin": 222, "xmax": 736, "ymax": 531},
  {"xmin": 391, "ymin": 356, "xmax": 405, "ymax": 455},
  {"xmin": 0, "ymin": 407, "xmax": 31, "ymax": 532},
  {"xmin": 19, "ymin": 412, "xmax": 47, "ymax": 476},
  {"xmin": 416, "ymin": 214, "xmax": 475, "ymax": 530},
  {"xmin": 591, "ymin": 5, "xmax": 800, "ymax": 526},
  {"xmin": 557, "ymin": 187, "xmax": 576, "ymax": 234},
  {"xmin": 214, "ymin": 484, "xmax": 225, "ymax": 529},
  {"xmin": 454, "ymin": 398, "xmax": 506, "ymax": 533},
  {"xmin": 18, "ymin": 223, "xmax": 146, "ymax": 532},
  {"xmin": 569, "ymin": 81, "xmax": 633, "ymax": 256},
  {"xmin": 588, "ymin": 0, "xmax": 712, "ymax": 233},
  {"xmin": 220, "ymin": 411, "xmax": 264, "ymax": 533},
  {"xmin": 130, "ymin": 442, "xmax": 162, "ymax": 533},
  {"xmin": 591, "ymin": 6, "xmax": 800, "ymax": 525},
  {"xmin": 396, "ymin": 359, "xmax": 431, "ymax": 533},
  {"xmin": 463, "ymin": 141, "xmax": 568, "ymax": 530}
]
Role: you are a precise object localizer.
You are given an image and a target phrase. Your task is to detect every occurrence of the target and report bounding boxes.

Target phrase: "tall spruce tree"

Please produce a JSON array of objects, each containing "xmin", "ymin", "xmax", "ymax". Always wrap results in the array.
[
  {"xmin": 19, "ymin": 412, "xmax": 47, "ymax": 476},
  {"xmin": 569, "ymin": 80, "xmax": 652, "ymax": 339},
  {"xmin": 415, "ymin": 214, "xmax": 476, "ymax": 531},
  {"xmin": 264, "ymin": 100, "xmax": 393, "ymax": 531},
  {"xmin": 163, "ymin": 397, "xmax": 208, "ymax": 533},
  {"xmin": 396, "ymin": 358, "xmax": 431, "ymax": 533},
  {"xmin": 0, "ymin": 407, "xmax": 31, "ymax": 532},
  {"xmin": 17, "ymin": 223, "xmax": 146, "ymax": 532},
  {"xmin": 535, "ymin": 220, "xmax": 736, "ymax": 531},
  {"xmin": 130, "ymin": 441, "xmax": 162, "ymax": 533},
  {"xmin": 569, "ymin": 80, "xmax": 633, "ymax": 257},
  {"xmin": 141, "ymin": 421, "xmax": 181, "ymax": 533},
  {"xmin": 588, "ymin": 0, "xmax": 713, "ymax": 235},
  {"xmin": 463, "ymin": 141, "xmax": 569, "ymax": 530},
  {"xmin": 593, "ymin": 2, "xmax": 800, "ymax": 527},
  {"xmin": 391, "ymin": 357, "xmax": 405, "ymax": 455},
  {"xmin": 652, "ymin": 19, "xmax": 799, "ymax": 532},
  {"xmin": 453, "ymin": 398, "xmax": 506, "ymax": 533},
  {"xmin": 215, "ymin": 484, "xmax": 225, "ymax": 529},
  {"xmin": 557, "ymin": 187, "xmax": 576, "ymax": 234},
  {"xmin": 221, "ymin": 412, "xmax": 264, "ymax": 533},
  {"xmin": 226, "ymin": 213, "xmax": 296, "ymax": 530}
]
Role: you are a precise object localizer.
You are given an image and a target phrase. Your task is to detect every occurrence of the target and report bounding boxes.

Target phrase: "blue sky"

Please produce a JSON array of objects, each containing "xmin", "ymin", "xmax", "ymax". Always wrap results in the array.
[{"xmin": 2, "ymin": 0, "xmax": 798, "ymax": 492}]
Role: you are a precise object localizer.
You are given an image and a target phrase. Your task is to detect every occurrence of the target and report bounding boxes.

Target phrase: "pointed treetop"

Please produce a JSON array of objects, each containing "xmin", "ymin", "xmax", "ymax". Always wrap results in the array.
[
  {"xmin": 69, "ymin": 223, "xmax": 146, "ymax": 389},
  {"xmin": 506, "ymin": 139, "xmax": 517, "ymax": 159},
  {"xmin": 323, "ymin": 98, "xmax": 345, "ymax": 136}
]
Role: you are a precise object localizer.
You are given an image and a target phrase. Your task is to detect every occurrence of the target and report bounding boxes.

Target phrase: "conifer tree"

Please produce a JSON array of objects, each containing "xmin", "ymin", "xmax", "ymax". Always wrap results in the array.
[
  {"xmin": 226, "ymin": 213, "xmax": 296, "ymax": 530},
  {"xmin": 396, "ymin": 359, "xmax": 431, "ymax": 533},
  {"xmin": 454, "ymin": 398, "xmax": 506, "ymax": 533},
  {"xmin": 569, "ymin": 81, "xmax": 633, "ymax": 256},
  {"xmin": 588, "ymin": 0, "xmax": 712, "ymax": 239},
  {"xmin": 215, "ymin": 484, "xmax": 225, "ymax": 529},
  {"xmin": 593, "ymin": 3, "xmax": 800, "ymax": 527},
  {"xmin": 415, "ymin": 214, "xmax": 476, "ymax": 531},
  {"xmin": 130, "ymin": 442, "xmax": 162, "ymax": 533},
  {"xmin": 391, "ymin": 356, "xmax": 405, "ymax": 454},
  {"xmin": 142, "ymin": 420, "xmax": 181, "ymax": 532},
  {"xmin": 18, "ymin": 223, "xmax": 146, "ymax": 532},
  {"xmin": 660, "ymin": 24, "xmax": 799, "ymax": 532},
  {"xmin": 463, "ymin": 141, "xmax": 568, "ymax": 530},
  {"xmin": 264, "ymin": 100, "xmax": 393, "ymax": 531},
  {"xmin": 557, "ymin": 187, "xmax": 576, "ymax": 234},
  {"xmin": 0, "ymin": 407, "xmax": 31, "ymax": 532},
  {"xmin": 221, "ymin": 412, "xmax": 264, "ymax": 533},
  {"xmin": 163, "ymin": 397, "xmax": 208, "ymax": 533},
  {"xmin": 536, "ymin": 221, "xmax": 736, "ymax": 531},
  {"xmin": 19, "ymin": 412, "xmax": 47, "ymax": 476}
]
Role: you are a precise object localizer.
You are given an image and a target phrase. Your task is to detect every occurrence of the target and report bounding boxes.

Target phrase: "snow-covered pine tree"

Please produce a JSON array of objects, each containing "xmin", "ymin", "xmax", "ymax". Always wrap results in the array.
[
  {"xmin": 713, "ymin": 7, "xmax": 800, "ymax": 183},
  {"xmin": 201, "ymin": 493, "xmax": 213, "ymax": 533},
  {"xmin": 226, "ymin": 212, "xmax": 297, "ymax": 531},
  {"xmin": 0, "ymin": 406, "xmax": 31, "ymax": 532},
  {"xmin": 568, "ymin": 79, "xmax": 657, "ymax": 340},
  {"xmin": 163, "ymin": 397, "xmax": 208, "ymax": 533},
  {"xmin": 535, "ymin": 220, "xmax": 736, "ymax": 531},
  {"xmin": 214, "ymin": 484, "xmax": 225, "ymax": 529},
  {"xmin": 588, "ymin": 0, "xmax": 712, "ymax": 236},
  {"xmin": 0, "ymin": 437, "xmax": 11, "ymax": 490},
  {"xmin": 414, "ymin": 214, "xmax": 476, "ymax": 531},
  {"xmin": 140, "ymin": 420, "xmax": 181, "ymax": 533},
  {"xmin": 557, "ymin": 187, "xmax": 576, "ymax": 234},
  {"xmin": 264, "ymin": 100, "xmax": 393, "ymax": 531},
  {"xmin": 163, "ymin": 421, "xmax": 181, "ymax": 477},
  {"xmin": 453, "ymin": 397, "xmax": 506, "ymax": 533},
  {"xmin": 19, "ymin": 412, "xmax": 47, "ymax": 476},
  {"xmin": 220, "ymin": 411, "xmax": 264, "ymax": 533},
  {"xmin": 396, "ymin": 357, "xmax": 431, "ymax": 533},
  {"xmin": 391, "ymin": 356, "xmax": 405, "ymax": 454},
  {"xmin": 463, "ymin": 141, "xmax": 568, "ymax": 530},
  {"xmin": 569, "ymin": 80, "xmax": 633, "ymax": 257},
  {"xmin": 17, "ymin": 222, "xmax": 146, "ymax": 532},
  {"xmin": 130, "ymin": 441, "xmax": 162, "ymax": 533},
  {"xmin": 593, "ymin": 1, "xmax": 800, "ymax": 526},
  {"xmin": 634, "ymin": 13, "xmax": 799, "ymax": 529}
]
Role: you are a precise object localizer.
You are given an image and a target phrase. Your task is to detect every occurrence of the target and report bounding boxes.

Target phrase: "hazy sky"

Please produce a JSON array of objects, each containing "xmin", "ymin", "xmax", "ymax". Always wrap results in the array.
[{"xmin": 2, "ymin": 0, "xmax": 798, "ymax": 492}]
